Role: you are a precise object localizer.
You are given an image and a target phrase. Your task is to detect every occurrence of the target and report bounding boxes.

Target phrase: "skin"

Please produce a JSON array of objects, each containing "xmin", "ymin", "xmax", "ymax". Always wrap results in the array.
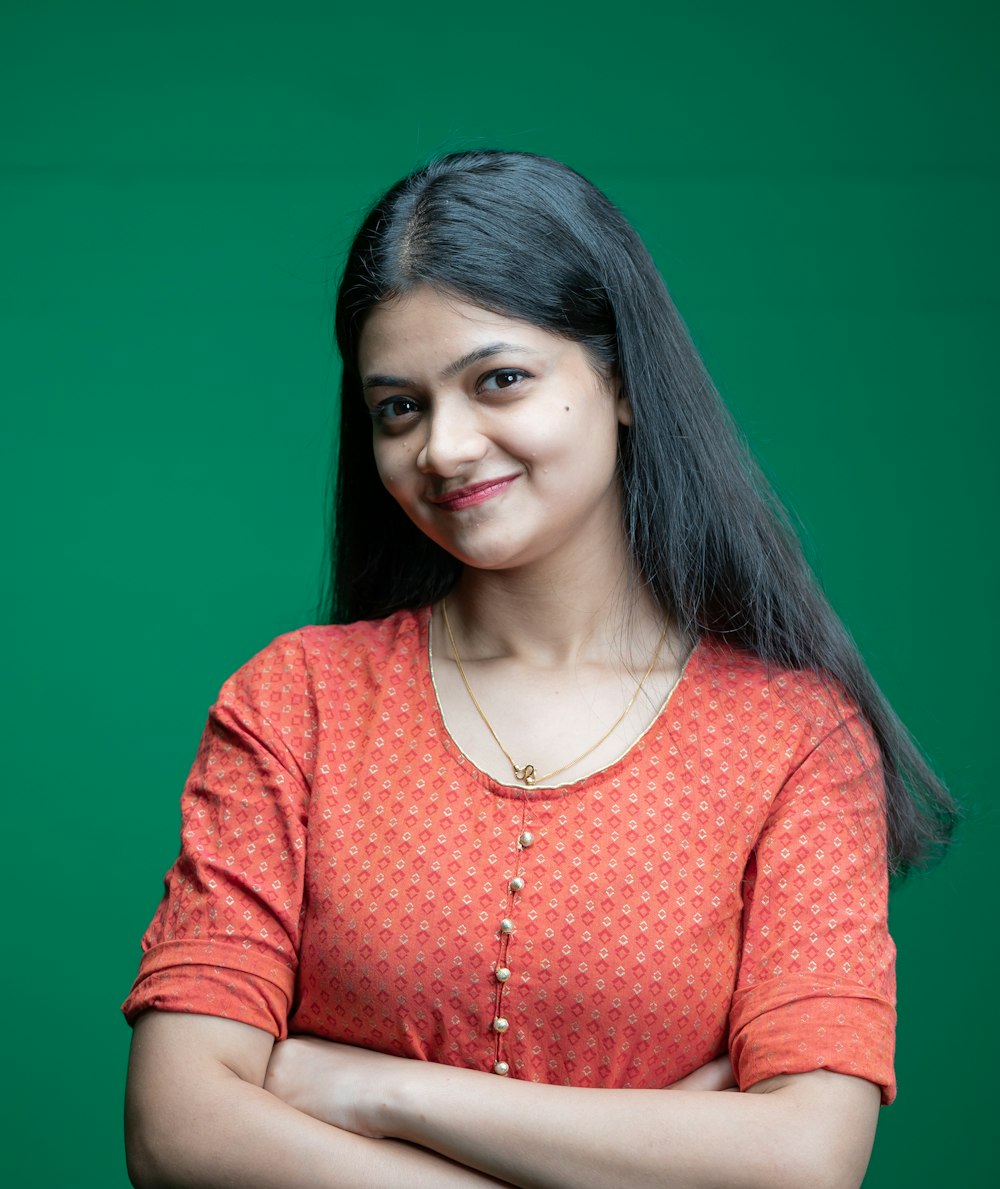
[
  {"xmin": 360, "ymin": 287, "xmax": 632, "ymax": 579},
  {"xmin": 125, "ymin": 286, "xmax": 883, "ymax": 1189}
]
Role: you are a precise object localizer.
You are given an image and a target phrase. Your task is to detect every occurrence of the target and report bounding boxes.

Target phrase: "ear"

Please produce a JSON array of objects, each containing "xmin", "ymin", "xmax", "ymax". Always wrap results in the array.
[{"xmin": 615, "ymin": 385, "xmax": 633, "ymax": 427}]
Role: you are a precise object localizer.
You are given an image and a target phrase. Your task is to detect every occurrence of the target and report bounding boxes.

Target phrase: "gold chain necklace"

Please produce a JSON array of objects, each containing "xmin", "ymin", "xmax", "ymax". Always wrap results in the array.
[{"xmin": 440, "ymin": 600, "xmax": 669, "ymax": 787}]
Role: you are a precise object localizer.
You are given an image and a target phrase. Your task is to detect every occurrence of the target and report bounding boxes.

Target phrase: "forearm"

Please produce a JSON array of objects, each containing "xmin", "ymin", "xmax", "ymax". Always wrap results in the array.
[
  {"xmin": 126, "ymin": 1015, "xmax": 509, "ymax": 1189},
  {"xmin": 380, "ymin": 1063, "xmax": 878, "ymax": 1189},
  {"xmin": 129, "ymin": 1073, "xmax": 517, "ymax": 1188}
]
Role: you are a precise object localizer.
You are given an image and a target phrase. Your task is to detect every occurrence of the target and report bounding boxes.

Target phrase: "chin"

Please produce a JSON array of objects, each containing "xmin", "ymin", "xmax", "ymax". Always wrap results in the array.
[{"xmin": 430, "ymin": 540, "xmax": 533, "ymax": 574}]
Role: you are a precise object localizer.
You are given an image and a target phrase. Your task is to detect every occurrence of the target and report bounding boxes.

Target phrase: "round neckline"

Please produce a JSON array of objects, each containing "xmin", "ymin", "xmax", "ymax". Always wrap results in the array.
[{"xmin": 418, "ymin": 604, "xmax": 701, "ymax": 800}]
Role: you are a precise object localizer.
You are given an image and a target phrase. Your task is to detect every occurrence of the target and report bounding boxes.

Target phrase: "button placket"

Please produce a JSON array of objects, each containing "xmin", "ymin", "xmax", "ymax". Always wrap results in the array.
[{"xmin": 491, "ymin": 813, "xmax": 534, "ymax": 1075}]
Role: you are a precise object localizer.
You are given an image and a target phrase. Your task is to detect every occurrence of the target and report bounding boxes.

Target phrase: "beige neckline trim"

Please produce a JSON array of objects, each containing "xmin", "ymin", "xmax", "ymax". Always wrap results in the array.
[{"xmin": 424, "ymin": 604, "xmax": 699, "ymax": 795}]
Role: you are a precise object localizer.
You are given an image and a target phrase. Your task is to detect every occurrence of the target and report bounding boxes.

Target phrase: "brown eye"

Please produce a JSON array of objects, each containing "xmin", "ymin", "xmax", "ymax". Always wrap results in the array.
[
  {"xmin": 370, "ymin": 396, "xmax": 420, "ymax": 429},
  {"xmin": 480, "ymin": 368, "xmax": 528, "ymax": 393}
]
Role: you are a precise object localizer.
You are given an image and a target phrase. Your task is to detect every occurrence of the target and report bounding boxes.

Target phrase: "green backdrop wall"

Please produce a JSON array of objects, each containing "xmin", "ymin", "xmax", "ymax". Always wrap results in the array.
[{"xmin": 3, "ymin": 2, "xmax": 995, "ymax": 1185}]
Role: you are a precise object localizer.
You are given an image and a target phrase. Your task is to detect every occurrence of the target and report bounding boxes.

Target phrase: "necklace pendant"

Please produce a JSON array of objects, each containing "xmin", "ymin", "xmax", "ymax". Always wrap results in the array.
[{"xmin": 514, "ymin": 764, "xmax": 537, "ymax": 786}]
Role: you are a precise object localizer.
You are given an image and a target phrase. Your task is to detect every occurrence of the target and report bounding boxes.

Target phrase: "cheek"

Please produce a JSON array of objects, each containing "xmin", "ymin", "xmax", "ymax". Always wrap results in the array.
[
  {"xmin": 372, "ymin": 440, "xmax": 412, "ymax": 494},
  {"xmin": 498, "ymin": 412, "xmax": 561, "ymax": 459}
]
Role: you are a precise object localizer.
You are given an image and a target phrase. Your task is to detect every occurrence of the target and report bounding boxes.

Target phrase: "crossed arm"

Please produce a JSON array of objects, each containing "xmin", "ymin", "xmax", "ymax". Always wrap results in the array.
[{"xmin": 125, "ymin": 1011, "xmax": 880, "ymax": 1189}]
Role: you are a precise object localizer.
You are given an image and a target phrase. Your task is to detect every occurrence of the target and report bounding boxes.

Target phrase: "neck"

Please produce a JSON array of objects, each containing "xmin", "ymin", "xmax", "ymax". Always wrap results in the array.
[{"xmin": 443, "ymin": 554, "xmax": 665, "ymax": 668}]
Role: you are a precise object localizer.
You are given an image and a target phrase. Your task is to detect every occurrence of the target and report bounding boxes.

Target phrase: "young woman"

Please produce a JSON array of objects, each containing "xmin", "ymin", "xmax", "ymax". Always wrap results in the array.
[{"xmin": 123, "ymin": 151, "xmax": 956, "ymax": 1189}]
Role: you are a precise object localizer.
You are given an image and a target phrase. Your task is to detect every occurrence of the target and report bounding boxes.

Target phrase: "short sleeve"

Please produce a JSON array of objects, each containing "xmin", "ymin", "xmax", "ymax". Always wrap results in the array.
[
  {"xmin": 122, "ymin": 632, "xmax": 314, "ymax": 1038},
  {"xmin": 728, "ymin": 710, "xmax": 897, "ymax": 1102}
]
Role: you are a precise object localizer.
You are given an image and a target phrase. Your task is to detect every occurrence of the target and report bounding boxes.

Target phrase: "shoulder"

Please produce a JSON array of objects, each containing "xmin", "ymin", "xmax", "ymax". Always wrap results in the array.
[
  {"xmin": 694, "ymin": 635, "xmax": 856, "ymax": 718},
  {"xmin": 218, "ymin": 607, "xmax": 428, "ymax": 706},
  {"xmin": 685, "ymin": 640, "xmax": 885, "ymax": 845},
  {"xmin": 690, "ymin": 635, "xmax": 877, "ymax": 764},
  {"xmin": 295, "ymin": 607, "xmax": 427, "ymax": 673}
]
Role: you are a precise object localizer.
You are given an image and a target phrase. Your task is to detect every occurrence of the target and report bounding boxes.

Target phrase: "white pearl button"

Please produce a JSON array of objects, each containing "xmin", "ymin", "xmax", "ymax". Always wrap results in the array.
[
  {"xmin": 509, "ymin": 876, "xmax": 525, "ymax": 892},
  {"xmin": 518, "ymin": 831, "xmax": 534, "ymax": 848},
  {"xmin": 500, "ymin": 918, "xmax": 515, "ymax": 935},
  {"xmin": 494, "ymin": 1061, "xmax": 510, "ymax": 1076},
  {"xmin": 495, "ymin": 966, "xmax": 511, "ymax": 982},
  {"xmin": 493, "ymin": 1017, "xmax": 509, "ymax": 1033}
]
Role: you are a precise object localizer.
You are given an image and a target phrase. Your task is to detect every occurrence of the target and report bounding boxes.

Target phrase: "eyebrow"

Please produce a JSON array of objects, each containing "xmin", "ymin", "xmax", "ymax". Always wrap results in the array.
[{"xmin": 361, "ymin": 342, "xmax": 533, "ymax": 390}]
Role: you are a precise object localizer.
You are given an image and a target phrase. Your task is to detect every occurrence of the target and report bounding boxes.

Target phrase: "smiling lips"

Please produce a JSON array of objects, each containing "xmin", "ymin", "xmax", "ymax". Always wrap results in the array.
[{"xmin": 429, "ymin": 474, "xmax": 521, "ymax": 511}]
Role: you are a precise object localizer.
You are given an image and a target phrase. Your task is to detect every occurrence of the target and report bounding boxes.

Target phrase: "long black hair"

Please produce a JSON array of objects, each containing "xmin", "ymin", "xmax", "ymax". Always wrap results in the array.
[{"xmin": 325, "ymin": 149, "xmax": 957, "ymax": 875}]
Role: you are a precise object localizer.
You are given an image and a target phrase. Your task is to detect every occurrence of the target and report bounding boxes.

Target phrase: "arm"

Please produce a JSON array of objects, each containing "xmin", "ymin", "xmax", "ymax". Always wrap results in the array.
[
  {"xmin": 125, "ymin": 1011, "xmax": 512, "ymax": 1189},
  {"xmin": 264, "ymin": 1038, "xmax": 878, "ymax": 1189},
  {"xmin": 727, "ymin": 706, "xmax": 896, "ymax": 1100},
  {"xmin": 123, "ymin": 637, "xmax": 510, "ymax": 1188}
]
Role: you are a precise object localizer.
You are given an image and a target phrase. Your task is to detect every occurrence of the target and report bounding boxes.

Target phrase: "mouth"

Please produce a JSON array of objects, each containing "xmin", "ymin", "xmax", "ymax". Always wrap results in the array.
[{"xmin": 429, "ymin": 473, "xmax": 521, "ymax": 511}]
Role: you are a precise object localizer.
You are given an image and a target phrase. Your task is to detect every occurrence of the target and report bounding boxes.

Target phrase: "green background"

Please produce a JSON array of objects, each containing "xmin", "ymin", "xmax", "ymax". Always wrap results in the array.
[{"xmin": 3, "ymin": 1, "xmax": 995, "ymax": 1185}]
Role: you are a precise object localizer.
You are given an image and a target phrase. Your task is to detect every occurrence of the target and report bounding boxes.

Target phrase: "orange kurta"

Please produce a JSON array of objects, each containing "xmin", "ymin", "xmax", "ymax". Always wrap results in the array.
[{"xmin": 123, "ymin": 607, "xmax": 896, "ymax": 1100}]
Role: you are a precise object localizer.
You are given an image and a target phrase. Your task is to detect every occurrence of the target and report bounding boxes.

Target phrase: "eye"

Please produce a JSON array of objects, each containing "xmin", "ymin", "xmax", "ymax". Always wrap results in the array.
[
  {"xmin": 478, "ymin": 368, "xmax": 529, "ymax": 393},
  {"xmin": 370, "ymin": 396, "xmax": 421, "ymax": 430}
]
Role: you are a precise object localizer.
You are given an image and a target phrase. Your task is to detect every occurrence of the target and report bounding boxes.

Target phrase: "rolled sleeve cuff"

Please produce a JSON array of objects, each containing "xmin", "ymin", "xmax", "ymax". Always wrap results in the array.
[
  {"xmin": 730, "ymin": 977, "xmax": 897, "ymax": 1104},
  {"xmin": 121, "ymin": 938, "xmax": 297, "ymax": 1039}
]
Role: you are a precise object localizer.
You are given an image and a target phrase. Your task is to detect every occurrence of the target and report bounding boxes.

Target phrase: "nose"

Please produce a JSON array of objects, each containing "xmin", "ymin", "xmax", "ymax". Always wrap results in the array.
[{"xmin": 416, "ymin": 400, "xmax": 487, "ymax": 477}]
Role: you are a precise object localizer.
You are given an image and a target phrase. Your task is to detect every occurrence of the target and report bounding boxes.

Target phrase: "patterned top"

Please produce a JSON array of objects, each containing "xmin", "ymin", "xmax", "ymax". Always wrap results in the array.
[{"xmin": 123, "ymin": 607, "xmax": 897, "ymax": 1101}]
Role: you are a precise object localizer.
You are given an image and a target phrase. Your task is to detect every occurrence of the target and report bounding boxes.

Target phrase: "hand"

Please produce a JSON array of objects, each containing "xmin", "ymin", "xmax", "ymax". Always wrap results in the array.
[
  {"xmin": 264, "ymin": 1037, "xmax": 418, "ymax": 1138},
  {"xmin": 665, "ymin": 1053, "xmax": 739, "ymax": 1092}
]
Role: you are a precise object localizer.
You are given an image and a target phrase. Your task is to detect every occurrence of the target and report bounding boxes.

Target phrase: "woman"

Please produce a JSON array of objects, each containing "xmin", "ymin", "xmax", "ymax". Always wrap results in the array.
[{"xmin": 123, "ymin": 151, "xmax": 956, "ymax": 1188}]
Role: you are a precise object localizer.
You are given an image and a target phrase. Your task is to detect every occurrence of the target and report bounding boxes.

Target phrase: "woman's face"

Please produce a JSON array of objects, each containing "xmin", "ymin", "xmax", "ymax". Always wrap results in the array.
[{"xmin": 357, "ymin": 286, "xmax": 631, "ymax": 575}]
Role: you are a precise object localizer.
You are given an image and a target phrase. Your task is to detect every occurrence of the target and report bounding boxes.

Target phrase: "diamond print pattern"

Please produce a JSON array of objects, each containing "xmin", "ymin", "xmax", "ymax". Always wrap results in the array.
[{"xmin": 124, "ymin": 607, "xmax": 896, "ymax": 1101}]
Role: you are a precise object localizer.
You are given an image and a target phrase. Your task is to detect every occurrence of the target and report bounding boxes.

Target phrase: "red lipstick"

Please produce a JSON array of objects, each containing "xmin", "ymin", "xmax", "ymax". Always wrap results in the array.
[{"xmin": 430, "ymin": 474, "xmax": 520, "ymax": 511}]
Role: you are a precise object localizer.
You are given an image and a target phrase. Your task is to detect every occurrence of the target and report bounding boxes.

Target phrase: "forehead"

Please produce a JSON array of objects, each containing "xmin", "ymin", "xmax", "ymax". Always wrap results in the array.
[{"xmin": 357, "ymin": 287, "xmax": 560, "ymax": 370}]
